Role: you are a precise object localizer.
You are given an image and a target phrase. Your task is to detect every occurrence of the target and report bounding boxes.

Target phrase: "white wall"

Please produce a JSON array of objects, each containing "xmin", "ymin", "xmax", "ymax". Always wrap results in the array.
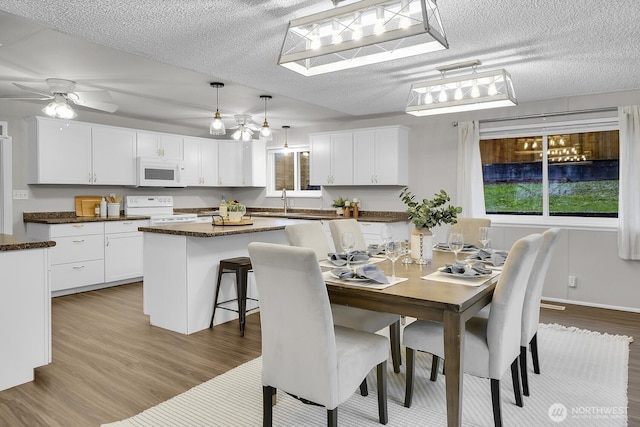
[{"xmin": 2, "ymin": 88, "xmax": 640, "ymax": 310}]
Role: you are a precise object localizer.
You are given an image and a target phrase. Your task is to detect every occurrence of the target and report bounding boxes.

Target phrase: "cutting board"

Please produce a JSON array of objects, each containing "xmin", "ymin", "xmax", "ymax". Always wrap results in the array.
[
  {"xmin": 75, "ymin": 196, "xmax": 103, "ymax": 217},
  {"xmin": 213, "ymin": 218, "xmax": 254, "ymax": 226}
]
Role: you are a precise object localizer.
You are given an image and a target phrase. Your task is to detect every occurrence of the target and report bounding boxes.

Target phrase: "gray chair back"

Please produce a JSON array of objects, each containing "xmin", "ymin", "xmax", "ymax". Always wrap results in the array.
[
  {"xmin": 452, "ymin": 217, "xmax": 491, "ymax": 247},
  {"xmin": 285, "ymin": 222, "xmax": 331, "ymax": 261},
  {"xmin": 329, "ymin": 219, "xmax": 367, "ymax": 252}
]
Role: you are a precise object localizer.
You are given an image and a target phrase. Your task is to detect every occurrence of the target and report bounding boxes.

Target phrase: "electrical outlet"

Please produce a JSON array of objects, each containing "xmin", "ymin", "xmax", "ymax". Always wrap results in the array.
[
  {"xmin": 13, "ymin": 189, "xmax": 28, "ymax": 200},
  {"xmin": 568, "ymin": 275, "xmax": 577, "ymax": 288}
]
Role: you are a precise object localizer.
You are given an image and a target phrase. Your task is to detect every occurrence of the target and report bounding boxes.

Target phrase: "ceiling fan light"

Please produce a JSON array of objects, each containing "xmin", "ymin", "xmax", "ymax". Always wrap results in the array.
[
  {"xmin": 42, "ymin": 96, "xmax": 77, "ymax": 119},
  {"xmin": 231, "ymin": 129, "xmax": 242, "ymax": 140}
]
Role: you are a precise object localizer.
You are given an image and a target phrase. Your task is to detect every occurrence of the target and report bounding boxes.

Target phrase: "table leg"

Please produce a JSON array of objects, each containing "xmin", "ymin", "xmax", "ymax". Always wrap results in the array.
[{"xmin": 443, "ymin": 311, "xmax": 465, "ymax": 427}]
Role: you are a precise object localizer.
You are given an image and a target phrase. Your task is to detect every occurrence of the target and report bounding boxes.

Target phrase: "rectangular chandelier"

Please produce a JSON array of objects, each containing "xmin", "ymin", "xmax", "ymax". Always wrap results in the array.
[
  {"xmin": 406, "ymin": 67, "xmax": 517, "ymax": 116},
  {"xmin": 278, "ymin": 0, "xmax": 448, "ymax": 76}
]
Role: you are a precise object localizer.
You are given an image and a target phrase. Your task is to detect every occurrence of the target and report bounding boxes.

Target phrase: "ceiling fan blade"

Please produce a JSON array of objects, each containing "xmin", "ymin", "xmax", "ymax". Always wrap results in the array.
[
  {"xmin": 12, "ymin": 82, "xmax": 52, "ymax": 98},
  {"xmin": 71, "ymin": 98, "xmax": 119, "ymax": 113},
  {"xmin": 70, "ymin": 90, "xmax": 113, "ymax": 103},
  {"xmin": 0, "ymin": 95, "xmax": 52, "ymax": 100}
]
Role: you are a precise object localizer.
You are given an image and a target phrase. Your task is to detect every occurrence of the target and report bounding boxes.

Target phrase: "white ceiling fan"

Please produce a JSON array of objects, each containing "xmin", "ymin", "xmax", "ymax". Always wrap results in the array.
[
  {"xmin": 0, "ymin": 78, "xmax": 118, "ymax": 118},
  {"xmin": 229, "ymin": 114, "xmax": 261, "ymax": 141}
]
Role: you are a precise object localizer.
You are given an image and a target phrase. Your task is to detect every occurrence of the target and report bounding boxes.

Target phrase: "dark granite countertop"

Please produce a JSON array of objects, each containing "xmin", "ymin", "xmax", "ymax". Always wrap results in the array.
[
  {"xmin": 0, "ymin": 234, "xmax": 56, "ymax": 251},
  {"xmin": 139, "ymin": 217, "xmax": 308, "ymax": 238},
  {"xmin": 174, "ymin": 207, "xmax": 408, "ymax": 223},
  {"xmin": 23, "ymin": 211, "xmax": 150, "ymax": 224}
]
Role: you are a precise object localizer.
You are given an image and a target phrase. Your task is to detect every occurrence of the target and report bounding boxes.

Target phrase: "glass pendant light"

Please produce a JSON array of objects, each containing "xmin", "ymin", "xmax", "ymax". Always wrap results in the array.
[
  {"xmin": 209, "ymin": 82, "xmax": 226, "ymax": 135},
  {"xmin": 282, "ymin": 125, "xmax": 290, "ymax": 155},
  {"xmin": 260, "ymin": 95, "xmax": 273, "ymax": 141}
]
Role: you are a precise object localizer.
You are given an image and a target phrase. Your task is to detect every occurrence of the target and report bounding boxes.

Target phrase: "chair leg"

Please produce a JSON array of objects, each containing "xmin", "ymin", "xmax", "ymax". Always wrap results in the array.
[
  {"xmin": 327, "ymin": 408, "xmax": 337, "ymax": 427},
  {"xmin": 430, "ymin": 355, "xmax": 440, "ymax": 381},
  {"xmin": 510, "ymin": 358, "xmax": 523, "ymax": 407},
  {"xmin": 519, "ymin": 346, "xmax": 529, "ymax": 397},
  {"xmin": 359, "ymin": 378, "xmax": 368, "ymax": 396},
  {"xmin": 237, "ymin": 268, "xmax": 249, "ymax": 337},
  {"xmin": 490, "ymin": 379, "xmax": 502, "ymax": 427},
  {"xmin": 377, "ymin": 361, "xmax": 388, "ymax": 425},
  {"xmin": 530, "ymin": 333, "xmax": 541, "ymax": 374},
  {"xmin": 263, "ymin": 386, "xmax": 275, "ymax": 427},
  {"xmin": 404, "ymin": 347, "xmax": 415, "ymax": 408},
  {"xmin": 389, "ymin": 320, "xmax": 402, "ymax": 373},
  {"xmin": 210, "ymin": 268, "xmax": 225, "ymax": 328}
]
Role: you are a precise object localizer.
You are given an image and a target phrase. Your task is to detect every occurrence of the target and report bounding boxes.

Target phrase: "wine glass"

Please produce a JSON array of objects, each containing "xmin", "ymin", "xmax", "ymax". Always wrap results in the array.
[
  {"xmin": 341, "ymin": 232, "xmax": 355, "ymax": 268},
  {"xmin": 478, "ymin": 227, "xmax": 491, "ymax": 249},
  {"xmin": 385, "ymin": 240, "xmax": 402, "ymax": 278},
  {"xmin": 448, "ymin": 232, "xmax": 464, "ymax": 263}
]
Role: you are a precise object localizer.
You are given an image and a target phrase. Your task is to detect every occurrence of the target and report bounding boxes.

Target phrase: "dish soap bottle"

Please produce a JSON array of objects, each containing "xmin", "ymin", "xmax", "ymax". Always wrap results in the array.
[
  {"xmin": 99, "ymin": 197, "xmax": 107, "ymax": 218},
  {"xmin": 219, "ymin": 195, "xmax": 227, "ymax": 219}
]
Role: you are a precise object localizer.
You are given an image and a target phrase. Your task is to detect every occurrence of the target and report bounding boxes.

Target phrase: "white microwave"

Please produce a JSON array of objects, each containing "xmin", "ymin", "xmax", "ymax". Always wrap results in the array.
[{"xmin": 137, "ymin": 157, "xmax": 186, "ymax": 187}]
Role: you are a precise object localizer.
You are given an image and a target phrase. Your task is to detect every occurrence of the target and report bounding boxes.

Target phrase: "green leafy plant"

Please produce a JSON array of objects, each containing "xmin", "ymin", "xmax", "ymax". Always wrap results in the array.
[
  {"xmin": 399, "ymin": 187, "xmax": 462, "ymax": 229},
  {"xmin": 332, "ymin": 196, "xmax": 348, "ymax": 208}
]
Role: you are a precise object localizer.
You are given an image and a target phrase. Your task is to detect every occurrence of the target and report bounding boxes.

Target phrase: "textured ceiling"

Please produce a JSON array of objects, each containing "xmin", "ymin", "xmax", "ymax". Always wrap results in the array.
[{"xmin": 0, "ymin": 1, "xmax": 639, "ymax": 132}]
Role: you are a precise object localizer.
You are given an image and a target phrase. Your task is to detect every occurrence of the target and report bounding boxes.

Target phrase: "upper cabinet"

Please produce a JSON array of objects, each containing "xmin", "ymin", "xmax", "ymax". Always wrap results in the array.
[
  {"xmin": 27, "ymin": 117, "xmax": 137, "ymax": 185},
  {"xmin": 309, "ymin": 132, "xmax": 353, "ymax": 185},
  {"xmin": 353, "ymin": 126, "xmax": 408, "ymax": 186},
  {"xmin": 310, "ymin": 125, "xmax": 408, "ymax": 186},
  {"xmin": 183, "ymin": 137, "xmax": 219, "ymax": 187},
  {"xmin": 136, "ymin": 131, "xmax": 183, "ymax": 159},
  {"xmin": 217, "ymin": 140, "xmax": 266, "ymax": 187}
]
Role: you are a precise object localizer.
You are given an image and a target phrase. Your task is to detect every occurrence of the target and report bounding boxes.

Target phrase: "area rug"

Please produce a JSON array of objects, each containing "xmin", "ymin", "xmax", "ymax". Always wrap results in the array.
[{"xmin": 102, "ymin": 324, "xmax": 631, "ymax": 427}]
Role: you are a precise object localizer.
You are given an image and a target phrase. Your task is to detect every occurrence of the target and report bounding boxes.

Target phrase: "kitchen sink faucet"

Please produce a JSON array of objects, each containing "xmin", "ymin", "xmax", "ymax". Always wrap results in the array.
[{"xmin": 281, "ymin": 188, "xmax": 288, "ymax": 215}]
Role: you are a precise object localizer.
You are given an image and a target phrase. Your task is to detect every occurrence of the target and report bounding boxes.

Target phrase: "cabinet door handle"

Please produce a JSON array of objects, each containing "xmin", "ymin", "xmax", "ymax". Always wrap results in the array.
[
  {"xmin": 72, "ymin": 265, "xmax": 85, "ymax": 270},
  {"xmin": 72, "ymin": 224, "xmax": 85, "ymax": 228},
  {"xmin": 93, "ymin": 173, "xmax": 97, "ymax": 183},
  {"xmin": 72, "ymin": 239, "xmax": 85, "ymax": 243},
  {"xmin": 105, "ymin": 236, "xmax": 109, "ymax": 246},
  {"xmin": 88, "ymin": 173, "xmax": 92, "ymax": 183},
  {"xmin": 122, "ymin": 221, "xmax": 133, "ymax": 225}
]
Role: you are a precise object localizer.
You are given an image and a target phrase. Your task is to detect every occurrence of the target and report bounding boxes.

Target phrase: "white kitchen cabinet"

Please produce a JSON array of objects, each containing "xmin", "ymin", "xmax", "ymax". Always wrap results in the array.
[
  {"xmin": 217, "ymin": 140, "xmax": 266, "ymax": 187},
  {"xmin": 0, "ymin": 247, "xmax": 50, "ymax": 391},
  {"xmin": 104, "ymin": 220, "xmax": 148, "ymax": 282},
  {"xmin": 27, "ymin": 117, "xmax": 92, "ymax": 184},
  {"xmin": 91, "ymin": 125, "xmax": 137, "ymax": 185},
  {"xmin": 27, "ymin": 222, "xmax": 105, "ymax": 293},
  {"xmin": 242, "ymin": 139, "xmax": 267, "ymax": 187},
  {"xmin": 309, "ymin": 132, "xmax": 353, "ymax": 185},
  {"xmin": 27, "ymin": 117, "xmax": 137, "ymax": 185},
  {"xmin": 137, "ymin": 131, "xmax": 183, "ymax": 159},
  {"xmin": 353, "ymin": 126, "xmax": 408, "ymax": 186},
  {"xmin": 184, "ymin": 137, "xmax": 219, "ymax": 186}
]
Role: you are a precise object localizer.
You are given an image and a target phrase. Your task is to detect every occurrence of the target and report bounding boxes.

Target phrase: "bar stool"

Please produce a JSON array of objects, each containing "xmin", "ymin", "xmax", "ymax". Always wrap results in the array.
[{"xmin": 210, "ymin": 257, "xmax": 257, "ymax": 336}]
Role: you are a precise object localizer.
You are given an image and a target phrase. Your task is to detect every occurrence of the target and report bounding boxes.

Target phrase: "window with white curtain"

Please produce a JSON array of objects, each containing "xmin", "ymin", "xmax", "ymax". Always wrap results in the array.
[
  {"xmin": 266, "ymin": 147, "xmax": 321, "ymax": 197},
  {"xmin": 479, "ymin": 118, "xmax": 619, "ymax": 222}
]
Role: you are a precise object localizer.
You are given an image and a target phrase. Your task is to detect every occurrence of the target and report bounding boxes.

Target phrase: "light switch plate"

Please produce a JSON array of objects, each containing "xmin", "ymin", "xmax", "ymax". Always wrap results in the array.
[{"xmin": 13, "ymin": 189, "xmax": 29, "ymax": 199}]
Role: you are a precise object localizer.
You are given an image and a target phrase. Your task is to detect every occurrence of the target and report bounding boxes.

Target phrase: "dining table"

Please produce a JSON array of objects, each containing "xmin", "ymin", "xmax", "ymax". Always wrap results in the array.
[{"xmin": 324, "ymin": 249, "xmax": 500, "ymax": 427}]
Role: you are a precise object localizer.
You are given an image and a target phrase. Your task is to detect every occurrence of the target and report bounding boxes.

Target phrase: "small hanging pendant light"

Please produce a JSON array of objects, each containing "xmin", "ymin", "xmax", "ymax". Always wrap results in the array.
[
  {"xmin": 209, "ymin": 82, "xmax": 226, "ymax": 135},
  {"xmin": 282, "ymin": 125, "xmax": 290, "ymax": 154},
  {"xmin": 260, "ymin": 95, "xmax": 273, "ymax": 141}
]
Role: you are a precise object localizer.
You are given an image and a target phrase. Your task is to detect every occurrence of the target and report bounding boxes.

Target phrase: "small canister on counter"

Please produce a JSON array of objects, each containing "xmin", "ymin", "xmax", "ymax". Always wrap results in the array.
[{"xmin": 107, "ymin": 203, "xmax": 120, "ymax": 217}]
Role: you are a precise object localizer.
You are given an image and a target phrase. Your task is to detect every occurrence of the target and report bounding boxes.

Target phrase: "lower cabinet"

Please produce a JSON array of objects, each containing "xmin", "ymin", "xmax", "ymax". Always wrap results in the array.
[{"xmin": 27, "ymin": 219, "xmax": 148, "ymax": 295}]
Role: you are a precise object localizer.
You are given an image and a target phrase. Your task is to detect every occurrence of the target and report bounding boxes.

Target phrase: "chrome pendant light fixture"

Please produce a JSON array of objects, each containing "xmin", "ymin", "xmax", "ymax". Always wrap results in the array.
[
  {"xmin": 209, "ymin": 82, "xmax": 226, "ymax": 135},
  {"xmin": 406, "ymin": 60, "xmax": 517, "ymax": 116},
  {"xmin": 282, "ymin": 125, "xmax": 290, "ymax": 154},
  {"xmin": 259, "ymin": 95, "xmax": 273, "ymax": 141},
  {"xmin": 278, "ymin": 0, "xmax": 448, "ymax": 76}
]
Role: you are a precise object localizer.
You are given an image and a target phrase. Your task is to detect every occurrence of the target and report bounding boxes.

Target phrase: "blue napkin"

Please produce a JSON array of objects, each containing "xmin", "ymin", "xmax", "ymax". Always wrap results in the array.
[
  {"xmin": 440, "ymin": 261, "xmax": 492, "ymax": 276},
  {"xmin": 330, "ymin": 265, "xmax": 389, "ymax": 283},
  {"xmin": 434, "ymin": 243, "xmax": 479, "ymax": 251},
  {"xmin": 328, "ymin": 251, "xmax": 369, "ymax": 266},
  {"xmin": 467, "ymin": 248, "xmax": 509, "ymax": 266},
  {"xmin": 367, "ymin": 244, "xmax": 385, "ymax": 256}
]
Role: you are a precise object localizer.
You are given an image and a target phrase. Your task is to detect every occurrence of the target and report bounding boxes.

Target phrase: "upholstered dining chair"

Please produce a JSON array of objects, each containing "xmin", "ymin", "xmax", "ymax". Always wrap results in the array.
[
  {"xmin": 329, "ymin": 219, "xmax": 368, "ymax": 252},
  {"xmin": 453, "ymin": 217, "xmax": 491, "ymax": 248},
  {"xmin": 285, "ymin": 222, "xmax": 402, "ymax": 375},
  {"xmin": 248, "ymin": 242, "xmax": 389, "ymax": 427},
  {"xmin": 403, "ymin": 233, "xmax": 543, "ymax": 427}
]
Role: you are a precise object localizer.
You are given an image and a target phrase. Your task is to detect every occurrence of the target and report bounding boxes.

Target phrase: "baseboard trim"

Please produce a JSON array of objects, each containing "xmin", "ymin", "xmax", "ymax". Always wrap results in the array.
[{"xmin": 542, "ymin": 297, "xmax": 640, "ymax": 314}]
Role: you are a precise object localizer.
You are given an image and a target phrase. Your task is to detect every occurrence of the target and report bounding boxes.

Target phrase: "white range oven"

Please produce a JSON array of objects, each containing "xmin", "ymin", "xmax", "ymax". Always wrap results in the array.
[{"xmin": 124, "ymin": 195, "xmax": 200, "ymax": 225}]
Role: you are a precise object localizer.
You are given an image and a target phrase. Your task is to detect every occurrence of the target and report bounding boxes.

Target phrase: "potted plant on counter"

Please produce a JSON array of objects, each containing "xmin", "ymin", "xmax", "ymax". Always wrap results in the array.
[
  {"xmin": 399, "ymin": 188, "xmax": 462, "ymax": 264},
  {"xmin": 332, "ymin": 196, "xmax": 348, "ymax": 216}
]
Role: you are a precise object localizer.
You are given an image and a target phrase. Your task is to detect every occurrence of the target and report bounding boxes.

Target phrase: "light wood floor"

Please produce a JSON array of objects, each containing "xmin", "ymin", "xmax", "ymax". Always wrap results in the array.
[{"xmin": 0, "ymin": 283, "xmax": 637, "ymax": 426}]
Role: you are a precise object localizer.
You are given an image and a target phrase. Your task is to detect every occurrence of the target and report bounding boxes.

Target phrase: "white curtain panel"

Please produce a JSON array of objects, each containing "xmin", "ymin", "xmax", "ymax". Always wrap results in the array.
[
  {"xmin": 618, "ymin": 106, "xmax": 640, "ymax": 260},
  {"xmin": 456, "ymin": 121, "xmax": 486, "ymax": 217}
]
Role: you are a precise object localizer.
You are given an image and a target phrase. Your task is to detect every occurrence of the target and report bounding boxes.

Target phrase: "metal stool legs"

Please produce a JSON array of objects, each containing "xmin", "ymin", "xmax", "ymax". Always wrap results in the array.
[{"xmin": 211, "ymin": 257, "xmax": 254, "ymax": 336}]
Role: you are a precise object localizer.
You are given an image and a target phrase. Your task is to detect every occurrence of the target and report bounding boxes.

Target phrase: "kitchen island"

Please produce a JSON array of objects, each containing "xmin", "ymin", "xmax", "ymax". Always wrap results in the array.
[
  {"xmin": 1, "ymin": 234, "xmax": 55, "ymax": 391},
  {"xmin": 139, "ymin": 217, "xmax": 308, "ymax": 334}
]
